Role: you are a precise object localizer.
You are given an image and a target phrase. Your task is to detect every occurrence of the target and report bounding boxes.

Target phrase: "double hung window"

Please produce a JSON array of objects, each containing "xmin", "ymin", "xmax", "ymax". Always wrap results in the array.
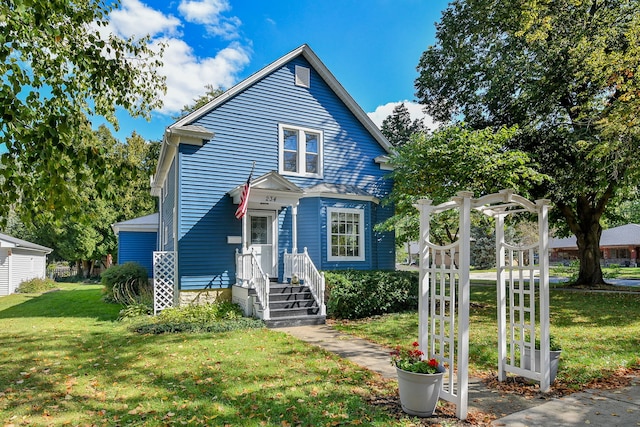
[{"xmin": 279, "ymin": 125, "xmax": 322, "ymax": 178}]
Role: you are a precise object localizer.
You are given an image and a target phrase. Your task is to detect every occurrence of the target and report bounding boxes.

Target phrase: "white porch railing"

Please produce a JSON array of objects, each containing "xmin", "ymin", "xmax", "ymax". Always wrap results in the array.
[
  {"xmin": 284, "ymin": 248, "xmax": 326, "ymax": 316},
  {"xmin": 235, "ymin": 249, "xmax": 270, "ymax": 320}
]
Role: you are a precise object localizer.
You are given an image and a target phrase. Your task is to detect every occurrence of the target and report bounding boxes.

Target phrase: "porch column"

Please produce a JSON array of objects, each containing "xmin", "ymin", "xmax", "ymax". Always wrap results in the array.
[{"xmin": 292, "ymin": 202, "xmax": 298, "ymax": 253}]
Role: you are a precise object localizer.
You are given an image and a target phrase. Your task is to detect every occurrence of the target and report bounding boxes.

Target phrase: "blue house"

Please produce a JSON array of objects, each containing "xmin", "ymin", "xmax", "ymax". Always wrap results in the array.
[
  {"xmin": 149, "ymin": 45, "xmax": 394, "ymax": 326},
  {"xmin": 111, "ymin": 213, "xmax": 158, "ymax": 276}
]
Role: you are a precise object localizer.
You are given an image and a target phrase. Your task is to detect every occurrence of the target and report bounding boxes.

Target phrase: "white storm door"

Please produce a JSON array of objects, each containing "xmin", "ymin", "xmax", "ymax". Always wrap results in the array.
[{"xmin": 248, "ymin": 211, "xmax": 277, "ymax": 278}]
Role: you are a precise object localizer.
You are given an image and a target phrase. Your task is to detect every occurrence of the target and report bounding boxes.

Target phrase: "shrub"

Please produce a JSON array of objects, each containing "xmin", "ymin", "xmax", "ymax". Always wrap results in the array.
[
  {"xmin": 130, "ymin": 301, "xmax": 258, "ymax": 334},
  {"xmin": 157, "ymin": 301, "xmax": 243, "ymax": 323},
  {"xmin": 101, "ymin": 262, "xmax": 151, "ymax": 305},
  {"xmin": 325, "ymin": 270, "xmax": 419, "ymax": 319},
  {"xmin": 132, "ymin": 318, "xmax": 264, "ymax": 334},
  {"xmin": 16, "ymin": 277, "xmax": 57, "ymax": 293},
  {"xmin": 118, "ymin": 302, "xmax": 153, "ymax": 320}
]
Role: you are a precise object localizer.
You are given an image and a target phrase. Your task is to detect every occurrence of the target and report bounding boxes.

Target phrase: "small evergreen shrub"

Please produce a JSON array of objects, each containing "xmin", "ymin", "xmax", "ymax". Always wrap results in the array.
[
  {"xmin": 101, "ymin": 262, "xmax": 151, "ymax": 305},
  {"xmin": 325, "ymin": 270, "xmax": 419, "ymax": 319},
  {"xmin": 16, "ymin": 277, "xmax": 57, "ymax": 293}
]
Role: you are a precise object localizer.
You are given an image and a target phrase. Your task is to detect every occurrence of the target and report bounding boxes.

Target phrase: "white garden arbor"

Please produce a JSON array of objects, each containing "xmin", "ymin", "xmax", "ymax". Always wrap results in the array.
[{"xmin": 414, "ymin": 190, "xmax": 551, "ymax": 420}]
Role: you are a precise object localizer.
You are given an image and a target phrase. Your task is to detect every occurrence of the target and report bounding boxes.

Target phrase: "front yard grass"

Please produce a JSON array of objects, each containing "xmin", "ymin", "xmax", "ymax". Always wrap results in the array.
[
  {"xmin": 332, "ymin": 285, "xmax": 640, "ymax": 390},
  {"xmin": 0, "ymin": 284, "xmax": 408, "ymax": 426}
]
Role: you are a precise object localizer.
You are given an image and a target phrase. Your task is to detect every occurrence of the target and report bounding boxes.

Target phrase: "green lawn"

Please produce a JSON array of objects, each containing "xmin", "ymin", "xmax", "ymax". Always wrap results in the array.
[
  {"xmin": 332, "ymin": 285, "xmax": 640, "ymax": 390},
  {"xmin": 0, "ymin": 284, "xmax": 409, "ymax": 427}
]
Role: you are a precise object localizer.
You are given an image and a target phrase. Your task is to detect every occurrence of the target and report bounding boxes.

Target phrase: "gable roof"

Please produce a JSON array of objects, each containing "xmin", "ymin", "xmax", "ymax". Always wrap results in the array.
[
  {"xmin": 0, "ymin": 232, "xmax": 52, "ymax": 254},
  {"xmin": 111, "ymin": 213, "xmax": 159, "ymax": 236},
  {"xmin": 172, "ymin": 44, "xmax": 393, "ymax": 153},
  {"xmin": 550, "ymin": 224, "xmax": 640, "ymax": 249}
]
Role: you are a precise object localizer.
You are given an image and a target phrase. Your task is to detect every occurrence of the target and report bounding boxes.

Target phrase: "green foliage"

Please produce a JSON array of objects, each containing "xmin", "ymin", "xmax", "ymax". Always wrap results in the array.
[
  {"xmin": 0, "ymin": 1, "xmax": 165, "ymax": 227},
  {"xmin": 380, "ymin": 102, "xmax": 426, "ymax": 147},
  {"xmin": 133, "ymin": 317, "xmax": 264, "ymax": 335},
  {"xmin": 157, "ymin": 301, "xmax": 243, "ymax": 323},
  {"xmin": 131, "ymin": 301, "xmax": 258, "ymax": 334},
  {"xmin": 415, "ymin": 0, "xmax": 640, "ymax": 285},
  {"xmin": 325, "ymin": 270, "xmax": 419, "ymax": 319},
  {"xmin": 379, "ymin": 124, "xmax": 547, "ymax": 244},
  {"xmin": 118, "ymin": 302, "xmax": 152, "ymax": 320},
  {"xmin": 100, "ymin": 262, "xmax": 150, "ymax": 304},
  {"xmin": 16, "ymin": 277, "xmax": 57, "ymax": 293}
]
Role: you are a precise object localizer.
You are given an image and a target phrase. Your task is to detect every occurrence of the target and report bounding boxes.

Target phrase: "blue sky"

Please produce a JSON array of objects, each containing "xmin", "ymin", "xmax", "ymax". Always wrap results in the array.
[{"xmin": 101, "ymin": 0, "xmax": 450, "ymax": 142}]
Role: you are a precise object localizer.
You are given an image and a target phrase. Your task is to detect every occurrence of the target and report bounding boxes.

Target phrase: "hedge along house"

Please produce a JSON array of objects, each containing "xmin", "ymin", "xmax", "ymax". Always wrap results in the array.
[
  {"xmin": 111, "ymin": 213, "xmax": 159, "ymax": 276},
  {"xmin": 0, "ymin": 232, "xmax": 52, "ymax": 296},
  {"xmin": 150, "ymin": 44, "xmax": 395, "ymax": 326}
]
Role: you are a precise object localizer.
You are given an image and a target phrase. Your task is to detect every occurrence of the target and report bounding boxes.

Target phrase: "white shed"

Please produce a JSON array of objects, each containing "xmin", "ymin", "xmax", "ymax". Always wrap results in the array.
[{"xmin": 0, "ymin": 232, "xmax": 53, "ymax": 296}]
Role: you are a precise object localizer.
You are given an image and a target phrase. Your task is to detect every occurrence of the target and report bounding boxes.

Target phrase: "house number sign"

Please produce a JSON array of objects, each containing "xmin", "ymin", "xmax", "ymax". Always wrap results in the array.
[{"xmin": 265, "ymin": 195, "xmax": 277, "ymax": 202}]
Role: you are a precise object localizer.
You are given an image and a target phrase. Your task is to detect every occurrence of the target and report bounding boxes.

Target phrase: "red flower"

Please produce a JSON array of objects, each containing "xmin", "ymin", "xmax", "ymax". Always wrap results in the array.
[
  {"xmin": 428, "ymin": 358, "xmax": 439, "ymax": 367},
  {"xmin": 412, "ymin": 341, "xmax": 419, "ymax": 347}
]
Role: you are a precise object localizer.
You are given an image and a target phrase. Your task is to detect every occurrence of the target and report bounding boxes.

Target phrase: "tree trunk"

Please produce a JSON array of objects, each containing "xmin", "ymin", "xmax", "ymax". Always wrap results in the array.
[
  {"xmin": 574, "ymin": 223, "xmax": 605, "ymax": 285},
  {"xmin": 558, "ymin": 195, "xmax": 609, "ymax": 286}
]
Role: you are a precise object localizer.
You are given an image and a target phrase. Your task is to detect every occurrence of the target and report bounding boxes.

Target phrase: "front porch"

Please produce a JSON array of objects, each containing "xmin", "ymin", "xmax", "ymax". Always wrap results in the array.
[{"xmin": 233, "ymin": 247, "xmax": 326, "ymax": 328}]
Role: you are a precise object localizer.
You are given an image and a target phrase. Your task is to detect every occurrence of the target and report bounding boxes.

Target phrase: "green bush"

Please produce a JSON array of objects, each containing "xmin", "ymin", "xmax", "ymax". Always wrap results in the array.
[
  {"xmin": 118, "ymin": 302, "xmax": 153, "ymax": 320},
  {"xmin": 325, "ymin": 270, "xmax": 419, "ymax": 319},
  {"xmin": 101, "ymin": 262, "xmax": 151, "ymax": 305},
  {"xmin": 130, "ymin": 301, "xmax": 258, "ymax": 334},
  {"xmin": 157, "ymin": 301, "xmax": 243, "ymax": 323},
  {"xmin": 16, "ymin": 277, "xmax": 57, "ymax": 293},
  {"xmin": 132, "ymin": 318, "xmax": 264, "ymax": 334}
]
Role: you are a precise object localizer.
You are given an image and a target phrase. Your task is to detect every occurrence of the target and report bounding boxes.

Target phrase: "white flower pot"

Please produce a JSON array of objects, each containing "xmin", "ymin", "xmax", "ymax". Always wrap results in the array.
[
  {"xmin": 396, "ymin": 367, "xmax": 445, "ymax": 417},
  {"xmin": 523, "ymin": 348, "xmax": 562, "ymax": 383}
]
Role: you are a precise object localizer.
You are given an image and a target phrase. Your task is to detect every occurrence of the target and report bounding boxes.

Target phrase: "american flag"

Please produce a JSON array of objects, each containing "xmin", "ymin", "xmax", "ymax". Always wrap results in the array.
[{"xmin": 235, "ymin": 169, "xmax": 253, "ymax": 219}]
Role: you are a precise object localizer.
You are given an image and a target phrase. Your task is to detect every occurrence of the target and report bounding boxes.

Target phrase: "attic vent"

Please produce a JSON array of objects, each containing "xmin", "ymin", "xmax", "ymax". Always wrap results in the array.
[{"xmin": 295, "ymin": 65, "xmax": 310, "ymax": 88}]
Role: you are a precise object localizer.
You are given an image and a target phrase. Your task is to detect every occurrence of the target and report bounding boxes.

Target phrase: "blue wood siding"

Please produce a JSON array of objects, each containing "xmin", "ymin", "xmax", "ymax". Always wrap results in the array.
[
  {"xmin": 173, "ymin": 55, "xmax": 393, "ymax": 289},
  {"xmin": 118, "ymin": 231, "xmax": 157, "ymax": 277}
]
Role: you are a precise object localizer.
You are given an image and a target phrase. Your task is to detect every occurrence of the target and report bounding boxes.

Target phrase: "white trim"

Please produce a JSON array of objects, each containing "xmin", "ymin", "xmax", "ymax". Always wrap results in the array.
[
  {"xmin": 327, "ymin": 207, "xmax": 365, "ymax": 262},
  {"xmin": 247, "ymin": 210, "xmax": 278, "ymax": 277},
  {"xmin": 169, "ymin": 45, "xmax": 392, "ymax": 153},
  {"xmin": 278, "ymin": 124, "xmax": 323, "ymax": 178},
  {"xmin": 302, "ymin": 192, "xmax": 379, "ymax": 204}
]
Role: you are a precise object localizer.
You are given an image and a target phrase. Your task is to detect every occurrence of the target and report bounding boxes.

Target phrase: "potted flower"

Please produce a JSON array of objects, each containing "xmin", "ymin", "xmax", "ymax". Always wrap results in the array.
[
  {"xmin": 390, "ymin": 341, "xmax": 446, "ymax": 417},
  {"xmin": 523, "ymin": 334, "xmax": 562, "ymax": 383}
]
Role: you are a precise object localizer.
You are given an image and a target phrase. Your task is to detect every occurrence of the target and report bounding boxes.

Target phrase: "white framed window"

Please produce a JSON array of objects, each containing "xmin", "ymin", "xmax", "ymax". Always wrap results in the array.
[
  {"xmin": 327, "ymin": 207, "xmax": 365, "ymax": 261},
  {"xmin": 279, "ymin": 124, "xmax": 323, "ymax": 178}
]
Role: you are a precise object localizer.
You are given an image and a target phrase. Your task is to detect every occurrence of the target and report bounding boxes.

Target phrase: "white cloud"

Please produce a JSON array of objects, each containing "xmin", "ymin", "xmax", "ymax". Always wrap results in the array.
[
  {"xmin": 155, "ymin": 39, "xmax": 250, "ymax": 114},
  {"xmin": 105, "ymin": 0, "xmax": 251, "ymax": 116},
  {"xmin": 109, "ymin": 0, "xmax": 181, "ymax": 39},
  {"xmin": 368, "ymin": 101, "xmax": 438, "ymax": 131},
  {"xmin": 178, "ymin": 0, "xmax": 241, "ymax": 39}
]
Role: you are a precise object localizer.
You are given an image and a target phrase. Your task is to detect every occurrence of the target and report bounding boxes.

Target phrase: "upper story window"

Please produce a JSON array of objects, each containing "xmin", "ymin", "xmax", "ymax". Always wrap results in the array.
[{"xmin": 279, "ymin": 124, "xmax": 323, "ymax": 178}]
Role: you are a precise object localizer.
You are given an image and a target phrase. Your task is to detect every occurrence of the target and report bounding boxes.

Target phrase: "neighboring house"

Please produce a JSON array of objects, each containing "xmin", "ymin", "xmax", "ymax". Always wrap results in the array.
[
  {"xmin": 111, "ymin": 213, "xmax": 158, "ymax": 276},
  {"xmin": 147, "ymin": 44, "xmax": 395, "ymax": 326},
  {"xmin": 550, "ymin": 224, "xmax": 640, "ymax": 266},
  {"xmin": 0, "ymin": 232, "xmax": 52, "ymax": 296}
]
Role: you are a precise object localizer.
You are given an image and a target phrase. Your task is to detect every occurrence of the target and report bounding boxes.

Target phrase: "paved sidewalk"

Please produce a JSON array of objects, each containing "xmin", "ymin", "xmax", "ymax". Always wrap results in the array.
[{"xmin": 280, "ymin": 324, "xmax": 640, "ymax": 426}]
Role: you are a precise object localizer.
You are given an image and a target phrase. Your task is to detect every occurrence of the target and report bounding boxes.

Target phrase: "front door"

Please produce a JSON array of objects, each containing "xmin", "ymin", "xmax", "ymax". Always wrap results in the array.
[{"xmin": 248, "ymin": 211, "xmax": 277, "ymax": 278}]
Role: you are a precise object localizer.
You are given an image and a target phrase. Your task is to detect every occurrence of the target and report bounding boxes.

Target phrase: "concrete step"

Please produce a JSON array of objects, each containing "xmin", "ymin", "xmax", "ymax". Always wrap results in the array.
[{"xmin": 265, "ymin": 314, "xmax": 326, "ymax": 328}]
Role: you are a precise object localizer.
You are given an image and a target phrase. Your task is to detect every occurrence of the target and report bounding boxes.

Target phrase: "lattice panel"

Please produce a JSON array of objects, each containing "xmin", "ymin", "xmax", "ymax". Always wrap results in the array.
[
  {"xmin": 426, "ymin": 243, "xmax": 460, "ymax": 399},
  {"xmin": 500, "ymin": 243, "xmax": 542, "ymax": 380},
  {"xmin": 153, "ymin": 251, "xmax": 176, "ymax": 315}
]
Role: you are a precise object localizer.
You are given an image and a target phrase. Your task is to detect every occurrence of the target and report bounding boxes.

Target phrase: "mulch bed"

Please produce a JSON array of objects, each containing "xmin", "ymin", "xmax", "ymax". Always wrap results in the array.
[{"xmin": 368, "ymin": 367, "xmax": 640, "ymax": 426}]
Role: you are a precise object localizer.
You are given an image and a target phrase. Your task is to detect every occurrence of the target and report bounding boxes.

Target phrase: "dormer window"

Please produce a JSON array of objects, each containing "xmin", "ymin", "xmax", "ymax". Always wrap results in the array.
[{"xmin": 279, "ymin": 124, "xmax": 323, "ymax": 178}]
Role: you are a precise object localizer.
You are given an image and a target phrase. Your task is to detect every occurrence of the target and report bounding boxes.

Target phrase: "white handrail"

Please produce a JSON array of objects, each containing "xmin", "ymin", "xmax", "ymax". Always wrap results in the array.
[
  {"xmin": 235, "ymin": 249, "xmax": 270, "ymax": 320},
  {"xmin": 284, "ymin": 248, "xmax": 326, "ymax": 316}
]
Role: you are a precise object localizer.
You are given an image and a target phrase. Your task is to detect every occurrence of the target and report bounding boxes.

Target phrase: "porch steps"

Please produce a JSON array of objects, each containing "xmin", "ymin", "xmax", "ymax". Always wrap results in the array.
[{"xmin": 264, "ymin": 283, "xmax": 325, "ymax": 328}]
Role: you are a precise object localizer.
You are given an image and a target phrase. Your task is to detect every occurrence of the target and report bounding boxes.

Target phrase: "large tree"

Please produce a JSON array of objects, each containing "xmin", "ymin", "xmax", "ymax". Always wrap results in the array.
[
  {"xmin": 380, "ymin": 103, "xmax": 427, "ymax": 147},
  {"xmin": 0, "ymin": 0, "xmax": 165, "ymax": 226},
  {"xmin": 415, "ymin": 0, "xmax": 640, "ymax": 285}
]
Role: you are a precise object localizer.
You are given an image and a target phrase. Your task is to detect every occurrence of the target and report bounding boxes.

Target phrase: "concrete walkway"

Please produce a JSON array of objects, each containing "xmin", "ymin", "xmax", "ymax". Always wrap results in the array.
[{"xmin": 280, "ymin": 324, "xmax": 640, "ymax": 426}]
